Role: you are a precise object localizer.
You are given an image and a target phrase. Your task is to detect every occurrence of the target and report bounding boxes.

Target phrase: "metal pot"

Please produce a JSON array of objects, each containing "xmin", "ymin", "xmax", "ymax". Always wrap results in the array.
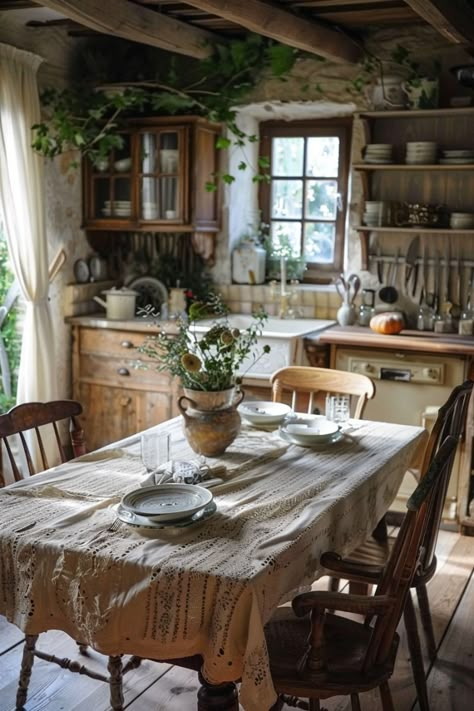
[{"xmin": 93, "ymin": 287, "xmax": 138, "ymax": 320}]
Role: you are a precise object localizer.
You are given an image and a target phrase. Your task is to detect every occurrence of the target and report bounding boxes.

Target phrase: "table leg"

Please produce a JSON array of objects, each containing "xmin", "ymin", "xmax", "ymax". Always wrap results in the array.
[{"xmin": 197, "ymin": 670, "xmax": 239, "ymax": 710}]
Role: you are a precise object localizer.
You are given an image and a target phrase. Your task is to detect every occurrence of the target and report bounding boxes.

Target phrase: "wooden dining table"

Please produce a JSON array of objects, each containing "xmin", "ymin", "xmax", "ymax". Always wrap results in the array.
[{"xmin": 0, "ymin": 417, "xmax": 427, "ymax": 711}]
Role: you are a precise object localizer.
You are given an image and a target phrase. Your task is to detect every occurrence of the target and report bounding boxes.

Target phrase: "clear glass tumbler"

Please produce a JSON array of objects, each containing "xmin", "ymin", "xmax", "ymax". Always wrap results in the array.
[
  {"xmin": 140, "ymin": 431, "xmax": 170, "ymax": 473},
  {"xmin": 325, "ymin": 394, "xmax": 351, "ymax": 423}
]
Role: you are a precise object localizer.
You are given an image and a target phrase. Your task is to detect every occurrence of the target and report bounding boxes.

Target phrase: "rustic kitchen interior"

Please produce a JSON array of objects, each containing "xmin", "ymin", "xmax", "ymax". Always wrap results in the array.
[{"xmin": 1, "ymin": 1, "xmax": 474, "ymax": 710}]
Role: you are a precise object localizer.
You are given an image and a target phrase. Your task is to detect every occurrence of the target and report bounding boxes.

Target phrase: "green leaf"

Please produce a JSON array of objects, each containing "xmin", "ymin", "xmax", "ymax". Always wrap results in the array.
[
  {"xmin": 267, "ymin": 44, "xmax": 297, "ymax": 77},
  {"xmin": 237, "ymin": 161, "xmax": 247, "ymax": 171},
  {"xmin": 205, "ymin": 181, "xmax": 217, "ymax": 192},
  {"xmin": 258, "ymin": 156, "xmax": 270, "ymax": 169},
  {"xmin": 222, "ymin": 174, "xmax": 236, "ymax": 185},
  {"xmin": 216, "ymin": 136, "xmax": 232, "ymax": 149}
]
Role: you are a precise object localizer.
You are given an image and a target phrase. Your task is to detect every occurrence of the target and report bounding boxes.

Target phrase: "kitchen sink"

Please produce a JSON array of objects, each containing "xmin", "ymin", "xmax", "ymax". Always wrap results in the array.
[{"xmin": 191, "ymin": 315, "xmax": 336, "ymax": 380}]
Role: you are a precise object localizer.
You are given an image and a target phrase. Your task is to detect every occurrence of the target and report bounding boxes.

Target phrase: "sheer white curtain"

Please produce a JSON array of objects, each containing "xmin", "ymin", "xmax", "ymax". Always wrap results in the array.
[{"xmin": 0, "ymin": 43, "xmax": 57, "ymax": 408}]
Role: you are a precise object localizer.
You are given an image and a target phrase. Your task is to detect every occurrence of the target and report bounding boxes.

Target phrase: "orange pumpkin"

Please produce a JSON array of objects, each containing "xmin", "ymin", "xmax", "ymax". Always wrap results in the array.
[{"xmin": 370, "ymin": 311, "xmax": 405, "ymax": 335}]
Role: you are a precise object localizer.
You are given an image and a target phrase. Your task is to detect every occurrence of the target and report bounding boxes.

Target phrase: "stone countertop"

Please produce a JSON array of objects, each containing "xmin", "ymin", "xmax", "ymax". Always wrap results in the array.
[{"xmin": 311, "ymin": 325, "xmax": 474, "ymax": 357}]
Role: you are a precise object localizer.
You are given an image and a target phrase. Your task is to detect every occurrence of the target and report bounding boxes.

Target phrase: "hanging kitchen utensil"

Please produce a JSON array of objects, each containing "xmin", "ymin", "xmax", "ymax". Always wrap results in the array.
[
  {"xmin": 404, "ymin": 236, "xmax": 419, "ymax": 295},
  {"xmin": 378, "ymin": 250, "xmax": 399, "ymax": 304},
  {"xmin": 376, "ymin": 244, "xmax": 383, "ymax": 285},
  {"xmin": 450, "ymin": 257, "xmax": 462, "ymax": 320}
]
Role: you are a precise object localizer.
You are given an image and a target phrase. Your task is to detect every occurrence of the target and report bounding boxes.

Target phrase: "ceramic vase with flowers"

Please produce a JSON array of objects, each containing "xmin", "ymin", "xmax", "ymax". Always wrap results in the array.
[{"xmin": 138, "ymin": 298, "xmax": 269, "ymax": 456}]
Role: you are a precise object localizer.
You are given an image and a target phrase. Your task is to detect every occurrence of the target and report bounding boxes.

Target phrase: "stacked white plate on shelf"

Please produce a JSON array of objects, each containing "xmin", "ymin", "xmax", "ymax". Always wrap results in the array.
[
  {"xmin": 278, "ymin": 414, "xmax": 343, "ymax": 447},
  {"xmin": 363, "ymin": 143, "xmax": 393, "ymax": 164},
  {"xmin": 449, "ymin": 212, "xmax": 474, "ymax": 229},
  {"xmin": 117, "ymin": 483, "xmax": 215, "ymax": 528},
  {"xmin": 440, "ymin": 149, "xmax": 474, "ymax": 165},
  {"xmin": 102, "ymin": 200, "xmax": 131, "ymax": 217},
  {"xmin": 405, "ymin": 142, "xmax": 438, "ymax": 165},
  {"xmin": 363, "ymin": 200, "xmax": 389, "ymax": 227}
]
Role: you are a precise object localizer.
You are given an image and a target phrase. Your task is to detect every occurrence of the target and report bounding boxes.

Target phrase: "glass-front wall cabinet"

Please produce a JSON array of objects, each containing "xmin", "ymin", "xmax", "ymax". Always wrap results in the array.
[
  {"xmin": 139, "ymin": 128, "xmax": 184, "ymax": 223},
  {"xmin": 82, "ymin": 117, "xmax": 220, "ymax": 234}
]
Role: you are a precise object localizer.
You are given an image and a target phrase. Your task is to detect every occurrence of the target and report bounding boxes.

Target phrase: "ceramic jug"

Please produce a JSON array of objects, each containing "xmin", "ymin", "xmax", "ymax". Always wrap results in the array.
[{"xmin": 178, "ymin": 391, "xmax": 244, "ymax": 457}]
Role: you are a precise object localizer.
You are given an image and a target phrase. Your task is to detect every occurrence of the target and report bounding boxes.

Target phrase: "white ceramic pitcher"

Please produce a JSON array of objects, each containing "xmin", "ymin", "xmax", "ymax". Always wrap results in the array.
[{"xmin": 93, "ymin": 287, "xmax": 138, "ymax": 320}]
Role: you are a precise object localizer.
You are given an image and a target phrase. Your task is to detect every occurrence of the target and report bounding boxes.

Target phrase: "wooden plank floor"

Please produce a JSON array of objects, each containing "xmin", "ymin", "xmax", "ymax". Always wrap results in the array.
[{"xmin": 1, "ymin": 529, "xmax": 473, "ymax": 711}]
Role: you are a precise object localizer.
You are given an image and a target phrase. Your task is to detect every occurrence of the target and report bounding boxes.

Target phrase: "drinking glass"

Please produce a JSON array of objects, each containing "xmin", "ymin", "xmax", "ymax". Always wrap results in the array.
[
  {"xmin": 325, "ymin": 394, "xmax": 351, "ymax": 423},
  {"xmin": 140, "ymin": 431, "xmax": 170, "ymax": 473}
]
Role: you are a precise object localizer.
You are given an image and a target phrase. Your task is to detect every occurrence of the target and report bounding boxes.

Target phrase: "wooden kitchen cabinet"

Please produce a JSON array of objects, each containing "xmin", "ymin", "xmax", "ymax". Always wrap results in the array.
[
  {"xmin": 82, "ymin": 115, "xmax": 221, "ymax": 234},
  {"xmin": 354, "ymin": 107, "xmax": 474, "ymax": 268},
  {"xmin": 72, "ymin": 324, "xmax": 181, "ymax": 451}
]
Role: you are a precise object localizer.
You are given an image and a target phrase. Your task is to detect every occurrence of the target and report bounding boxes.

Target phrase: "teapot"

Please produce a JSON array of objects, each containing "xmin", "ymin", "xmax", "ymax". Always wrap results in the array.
[{"xmin": 93, "ymin": 287, "xmax": 138, "ymax": 320}]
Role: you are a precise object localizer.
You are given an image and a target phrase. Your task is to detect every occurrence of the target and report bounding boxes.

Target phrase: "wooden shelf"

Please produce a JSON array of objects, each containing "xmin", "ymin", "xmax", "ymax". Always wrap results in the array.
[
  {"xmin": 353, "ymin": 163, "xmax": 474, "ymax": 171},
  {"xmin": 357, "ymin": 107, "xmax": 474, "ymax": 119},
  {"xmin": 355, "ymin": 227, "xmax": 474, "ymax": 235}
]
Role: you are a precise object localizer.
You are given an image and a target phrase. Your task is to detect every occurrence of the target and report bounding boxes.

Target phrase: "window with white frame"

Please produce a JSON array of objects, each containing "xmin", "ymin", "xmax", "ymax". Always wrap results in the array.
[{"xmin": 259, "ymin": 118, "xmax": 352, "ymax": 282}]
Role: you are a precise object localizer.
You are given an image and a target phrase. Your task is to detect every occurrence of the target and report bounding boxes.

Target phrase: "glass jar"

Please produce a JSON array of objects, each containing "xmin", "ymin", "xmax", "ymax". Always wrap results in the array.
[
  {"xmin": 458, "ymin": 307, "xmax": 474, "ymax": 335},
  {"xmin": 358, "ymin": 289, "xmax": 375, "ymax": 326}
]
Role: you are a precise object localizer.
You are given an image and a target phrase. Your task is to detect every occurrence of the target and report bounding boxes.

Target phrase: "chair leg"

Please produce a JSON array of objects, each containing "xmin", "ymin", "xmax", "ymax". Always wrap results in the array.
[
  {"xmin": 379, "ymin": 681, "xmax": 395, "ymax": 711},
  {"xmin": 328, "ymin": 577, "xmax": 339, "ymax": 592},
  {"xmin": 416, "ymin": 581, "xmax": 437, "ymax": 662},
  {"xmin": 404, "ymin": 591, "xmax": 430, "ymax": 711},
  {"xmin": 350, "ymin": 693, "xmax": 362, "ymax": 711},
  {"xmin": 76, "ymin": 640, "xmax": 88, "ymax": 654},
  {"xmin": 309, "ymin": 699, "xmax": 321, "ymax": 710},
  {"xmin": 16, "ymin": 634, "xmax": 38, "ymax": 709},
  {"xmin": 107, "ymin": 655, "xmax": 125, "ymax": 711}
]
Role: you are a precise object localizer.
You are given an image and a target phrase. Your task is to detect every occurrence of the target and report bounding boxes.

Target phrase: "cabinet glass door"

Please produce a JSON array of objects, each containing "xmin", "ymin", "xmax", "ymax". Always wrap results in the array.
[
  {"xmin": 139, "ymin": 129, "xmax": 183, "ymax": 222},
  {"xmin": 90, "ymin": 134, "xmax": 132, "ymax": 220}
]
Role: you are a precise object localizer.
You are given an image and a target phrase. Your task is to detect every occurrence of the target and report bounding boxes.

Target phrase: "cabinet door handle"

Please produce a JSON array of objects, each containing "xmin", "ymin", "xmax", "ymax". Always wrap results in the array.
[
  {"xmin": 120, "ymin": 340, "xmax": 134, "ymax": 349},
  {"xmin": 117, "ymin": 367, "xmax": 130, "ymax": 376}
]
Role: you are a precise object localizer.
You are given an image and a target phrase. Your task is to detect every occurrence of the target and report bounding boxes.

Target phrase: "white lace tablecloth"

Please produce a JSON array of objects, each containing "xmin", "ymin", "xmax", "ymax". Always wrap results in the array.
[{"xmin": 0, "ymin": 418, "xmax": 427, "ymax": 711}]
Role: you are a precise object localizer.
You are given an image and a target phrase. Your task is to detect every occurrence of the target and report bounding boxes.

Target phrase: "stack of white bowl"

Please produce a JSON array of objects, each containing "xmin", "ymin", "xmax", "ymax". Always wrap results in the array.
[
  {"xmin": 363, "ymin": 144, "xmax": 393, "ymax": 164},
  {"xmin": 363, "ymin": 200, "xmax": 389, "ymax": 227},
  {"xmin": 142, "ymin": 202, "xmax": 158, "ymax": 220},
  {"xmin": 405, "ymin": 142, "xmax": 437, "ymax": 165},
  {"xmin": 102, "ymin": 200, "xmax": 131, "ymax": 217},
  {"xmin": 450, "ymin": 212, "xmax": 474, "ymax": 229}
]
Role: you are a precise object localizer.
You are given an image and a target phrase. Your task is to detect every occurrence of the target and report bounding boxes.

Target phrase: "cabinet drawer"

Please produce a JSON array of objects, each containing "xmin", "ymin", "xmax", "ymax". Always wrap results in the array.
[
  {"xmin": 79, "ymin": 327, "xmax": 159, "ymax": 358},
  {"xmin": 79, "ymin": 352, "xmax": 172, "ymax": 390}
]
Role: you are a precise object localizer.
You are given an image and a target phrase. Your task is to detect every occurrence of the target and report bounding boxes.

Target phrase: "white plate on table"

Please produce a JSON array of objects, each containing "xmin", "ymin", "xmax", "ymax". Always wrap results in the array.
[
  {"xmin": 121, "ymin": 483, "xmax": 213, "ymax": 522},
  {"xmin": 279, "ymin": 414, "xmax": 342, "ymax": 447},
  {"xmin": 279, "ymin": 426, "xmax": 343, "ymax": 448},
  {"xmin": 238, "ymin": 401, "xmax": 292, "ymax": 426},
  {"xmin": 116, "ymin": 500, "xmax": 217, "ymax": 529}
]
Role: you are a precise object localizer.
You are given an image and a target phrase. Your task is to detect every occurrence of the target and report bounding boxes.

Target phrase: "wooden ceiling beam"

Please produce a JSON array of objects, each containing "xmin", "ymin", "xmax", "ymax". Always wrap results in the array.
[
  {"xmin": 404, "ymin": 0, "xmax": 474, "ymax": 44},
  {"xmin": 182, "ymin": 0, "xmax": 363, "ymax": 63},
  {"xmin": 31, "ymin": 0, "xmax": 221, "ymax": 58}
]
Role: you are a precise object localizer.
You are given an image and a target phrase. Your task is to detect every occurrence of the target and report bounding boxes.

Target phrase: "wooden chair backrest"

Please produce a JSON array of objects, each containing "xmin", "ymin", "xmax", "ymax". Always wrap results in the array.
[
  {"xmin": 366, "ymin": 434, "xmax": 459, "ymax": 669},
  {"xmin": 417, "ymin": 379, "xmax": 473, "ymax": 574},
  {"xmin": 270, "ymin": 366, "xmax": 375, "ymax": 418},
  {"xmin": 0, "ymin": 400, "xmax": 86, "ymax": 484}
]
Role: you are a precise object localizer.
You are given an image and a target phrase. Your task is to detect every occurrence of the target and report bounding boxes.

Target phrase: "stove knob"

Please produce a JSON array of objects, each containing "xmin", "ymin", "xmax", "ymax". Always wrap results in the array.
[{"xmin": 422, "ymin": 368, "xmax": 437, "ymax": 380}]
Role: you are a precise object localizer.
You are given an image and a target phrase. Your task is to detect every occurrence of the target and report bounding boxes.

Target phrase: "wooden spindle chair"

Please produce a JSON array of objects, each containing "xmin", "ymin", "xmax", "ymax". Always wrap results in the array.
[
  {"xmin": 0, "ymin": 400, "xmax": 86, "ymax": 485},
  {"xmin": 321, "ymin": 378, "xmax": 474, "ymax": 711},
  {"xmin": 265, "ymin": 435, "xmax": 459, "ymax": 711},
  {"xmin": 270, "ymin": 366, "xmax": 375, "ymax": 418}
]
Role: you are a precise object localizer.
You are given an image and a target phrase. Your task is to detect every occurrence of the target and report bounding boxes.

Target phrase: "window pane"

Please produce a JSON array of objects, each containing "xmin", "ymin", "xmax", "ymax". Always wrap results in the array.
[
  {"xmin": 272, "ymin": 138, "xmax": 304, "ymax": 176},
  {"xmin": 306, "ymin": 180, "xmax": 338, "ymax": 219},
  {"xmin": 304, "ymin": 222, "xmax": 335, "ymax": 263},
  {"xmin": 271, "ymin": 221, "xmax": 302, "ymax": 257},
  {"xmin": 306, "ymin": 137, "xmax": 339, "ymax": 177},
  {"xmin": 271, "ymin": 179, "xmax": 303, "ymax": 219}
]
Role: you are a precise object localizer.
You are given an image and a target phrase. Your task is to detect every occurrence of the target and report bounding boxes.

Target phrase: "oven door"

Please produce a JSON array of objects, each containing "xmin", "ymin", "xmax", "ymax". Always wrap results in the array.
[{"xmin": 334, "ymin": 347, "xmax": 468, "ymax": 520}]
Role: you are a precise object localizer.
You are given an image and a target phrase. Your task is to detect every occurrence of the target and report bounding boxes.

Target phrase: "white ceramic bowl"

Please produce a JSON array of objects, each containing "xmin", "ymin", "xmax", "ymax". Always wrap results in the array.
[
  {"xmin": 114, "ymin": 157, "xmax": 132, "ymax": 172},
  {"xmin": 282, "ymin": 415, "xmax": 339, "ymax": 444},
  {"xmin": 238, "ymin": 401, "xmax": 292, "ymax": 425}
]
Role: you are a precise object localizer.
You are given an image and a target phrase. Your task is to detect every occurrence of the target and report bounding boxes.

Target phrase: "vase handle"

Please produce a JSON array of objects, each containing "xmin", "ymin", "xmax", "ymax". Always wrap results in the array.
[
  {"xmin": 233, "ymin": 389, "xmax": 245, "ymax": 407},
  {"xmin": 177, "ymin": 395, "xmax": 196, "ymax": 418}
]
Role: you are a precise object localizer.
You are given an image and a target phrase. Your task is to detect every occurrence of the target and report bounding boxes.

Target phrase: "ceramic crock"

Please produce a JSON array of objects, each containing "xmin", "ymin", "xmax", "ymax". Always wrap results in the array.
[{"xmin": 178, "ymin": 390, "xmax": 244, "ymax": 457}]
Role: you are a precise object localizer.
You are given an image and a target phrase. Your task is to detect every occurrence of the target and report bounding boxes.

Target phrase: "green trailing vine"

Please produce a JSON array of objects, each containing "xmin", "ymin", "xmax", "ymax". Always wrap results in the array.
[
  {"xmin": 0, "ymin": 227, "xmax": 21, "ymax": 412},
  {"xmin": 32, "ymin": 34, "xmax": 300, "ymax": 187}
]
